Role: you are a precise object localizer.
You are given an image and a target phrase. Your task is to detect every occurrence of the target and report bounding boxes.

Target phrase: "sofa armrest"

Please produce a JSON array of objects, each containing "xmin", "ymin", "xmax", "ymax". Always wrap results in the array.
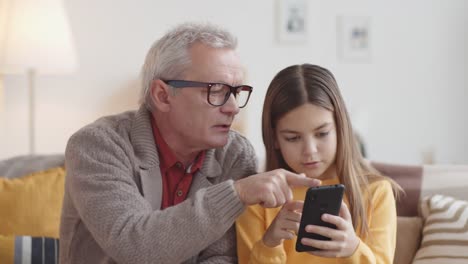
[
  {"xmin": 372, "ymin": 161, "xmax": 423, "ymax": 216},
  {"xmin": 0, "ymin": 154, "xmax": 65, "ymax": 178},
  {"xmin": 394, "ymin": 216, "xmax": 422, "ymax": 264}
]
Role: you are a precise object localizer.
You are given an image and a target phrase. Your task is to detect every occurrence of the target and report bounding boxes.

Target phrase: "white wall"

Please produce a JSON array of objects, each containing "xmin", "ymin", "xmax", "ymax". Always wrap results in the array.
[{"xmin": 1, "ymin": 0, "xmax": 467, "ymax": 165}]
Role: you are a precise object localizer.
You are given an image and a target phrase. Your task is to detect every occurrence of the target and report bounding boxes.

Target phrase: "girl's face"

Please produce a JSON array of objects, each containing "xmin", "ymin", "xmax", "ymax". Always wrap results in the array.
[{"xmin": 275, "ymin": 103, "xmax": 337, "ymax": 180}]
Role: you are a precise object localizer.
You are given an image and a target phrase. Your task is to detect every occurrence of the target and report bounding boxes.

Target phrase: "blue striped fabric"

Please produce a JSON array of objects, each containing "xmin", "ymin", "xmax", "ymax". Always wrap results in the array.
[{"xmin": 14, "ymin": 236, "xmax": 58, "ymax": 264}]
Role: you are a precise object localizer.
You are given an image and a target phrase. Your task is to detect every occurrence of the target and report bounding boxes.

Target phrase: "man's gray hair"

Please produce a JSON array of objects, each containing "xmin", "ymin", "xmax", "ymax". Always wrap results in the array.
[{"xmin": 139, "ymin": 22, "xmax": 238, "ymax": 112}]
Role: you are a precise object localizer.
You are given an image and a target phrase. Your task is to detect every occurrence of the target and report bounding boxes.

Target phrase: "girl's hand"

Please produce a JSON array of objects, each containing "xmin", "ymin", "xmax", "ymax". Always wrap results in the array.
[
  {"xmin": 262, "ymin": 200, "xmax": 303, "ymax": 247},
  {"xmin": 302, "ymin": 202, "xmax": 360, "ymax": 257}
]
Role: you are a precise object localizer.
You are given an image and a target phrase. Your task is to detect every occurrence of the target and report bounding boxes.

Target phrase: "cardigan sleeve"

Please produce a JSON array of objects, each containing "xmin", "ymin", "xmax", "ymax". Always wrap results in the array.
[{"xmin": 63, "ymin": 125, "xmax": 256, "ymax": 264}]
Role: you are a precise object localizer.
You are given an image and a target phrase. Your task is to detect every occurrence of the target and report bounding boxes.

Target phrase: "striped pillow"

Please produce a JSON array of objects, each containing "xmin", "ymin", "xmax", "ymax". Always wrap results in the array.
[
  {"xmin": 413, "ymin": 195, "xmax": 468, "ymax": 264},
  {"xmin": 0, "ymin": 235, "xmax": 59, "ymax": 264}
]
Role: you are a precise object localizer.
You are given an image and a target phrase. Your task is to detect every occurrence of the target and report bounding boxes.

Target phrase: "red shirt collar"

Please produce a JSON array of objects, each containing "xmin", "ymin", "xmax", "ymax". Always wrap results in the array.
[{"xmin": 151, "ymin": 118, "xmax": 205, "ymax": 173}]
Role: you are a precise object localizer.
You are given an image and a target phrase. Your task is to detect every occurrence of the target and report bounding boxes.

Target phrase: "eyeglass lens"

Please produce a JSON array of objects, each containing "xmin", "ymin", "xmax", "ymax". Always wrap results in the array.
[{"xmin": 208, "ymin": 84, "xmax": 250, "ymax": 107}]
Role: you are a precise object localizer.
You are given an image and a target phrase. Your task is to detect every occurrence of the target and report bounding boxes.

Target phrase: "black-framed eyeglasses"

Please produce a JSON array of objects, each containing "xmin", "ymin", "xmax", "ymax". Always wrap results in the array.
[{"xmin": 162, "ymin": 80, "xmax": 253, "ymax": 108}]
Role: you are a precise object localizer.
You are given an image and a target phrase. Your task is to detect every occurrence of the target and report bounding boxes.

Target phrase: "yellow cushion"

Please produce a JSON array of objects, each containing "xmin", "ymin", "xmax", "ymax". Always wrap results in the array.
[
  {"xmin": 0, "ymin": 235, "xmax": 14, "ymax": 263},
  {"xmin": 0, "ymin": 167, "xmax": 65, "ymax": 238}
]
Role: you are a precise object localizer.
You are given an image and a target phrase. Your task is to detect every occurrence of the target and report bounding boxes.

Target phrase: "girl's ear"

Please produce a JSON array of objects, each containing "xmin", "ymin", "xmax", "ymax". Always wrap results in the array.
[{"xmin": 150, "ymin": 79, "xmax": 171, "ymax": 112}]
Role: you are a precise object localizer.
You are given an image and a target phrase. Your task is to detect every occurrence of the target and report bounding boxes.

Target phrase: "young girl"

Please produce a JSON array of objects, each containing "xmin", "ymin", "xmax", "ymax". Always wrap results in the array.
[{"xmin": 236, "ymin": 64, "xmax": 401, "ymax": 263}]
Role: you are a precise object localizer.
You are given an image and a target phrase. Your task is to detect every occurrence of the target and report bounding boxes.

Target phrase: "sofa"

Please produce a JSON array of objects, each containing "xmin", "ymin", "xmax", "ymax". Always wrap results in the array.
[
  {"xmin": 372, "ymin": 161, "xmax": 468, "ymax": 264},
  {"xmin": 1, "ymin": 155, "xmax": 467, "ymax": 264}
]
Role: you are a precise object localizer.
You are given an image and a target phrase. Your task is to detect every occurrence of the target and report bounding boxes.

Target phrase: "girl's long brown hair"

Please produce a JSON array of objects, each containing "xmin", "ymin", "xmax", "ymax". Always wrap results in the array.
[{"xmin": 262, "ymin": 64, "xmax": 401, "ymax": 236}]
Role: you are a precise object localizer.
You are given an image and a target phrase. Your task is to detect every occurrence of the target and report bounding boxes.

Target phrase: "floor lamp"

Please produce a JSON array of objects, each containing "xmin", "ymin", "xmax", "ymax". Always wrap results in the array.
[
  {"xmin": 0, "ymin": 0, "xmax": 77, "ymax": 155},
  {"xmin": 0, "ymin": 75, "xmax": 4, "ymax": 127}
]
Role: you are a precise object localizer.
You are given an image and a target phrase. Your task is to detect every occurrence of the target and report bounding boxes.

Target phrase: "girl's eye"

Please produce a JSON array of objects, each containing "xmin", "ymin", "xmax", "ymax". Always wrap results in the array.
[
  {"xmin": 285, "ymin": 136, "xmax": 300, "ymax": 142},
  {"xmin": 317, "ymin": 131, "xmax": 330, "ymax": 138}
]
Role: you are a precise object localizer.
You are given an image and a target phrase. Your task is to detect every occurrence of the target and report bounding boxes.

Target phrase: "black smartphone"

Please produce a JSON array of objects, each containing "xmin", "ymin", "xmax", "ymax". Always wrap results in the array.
[{"xmin": 295, "ymin": 184, "xmax": 345, "ymax": 252}]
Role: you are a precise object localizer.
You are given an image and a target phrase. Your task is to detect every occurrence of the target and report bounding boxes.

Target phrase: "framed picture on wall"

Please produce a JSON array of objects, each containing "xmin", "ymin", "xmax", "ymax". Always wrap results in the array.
[
  {"xmin": 276, "ymin": 0, "xmax": 308, "ymax": 44},
  {"xmin": 337, "ymin": 16, "xmax": 371, "ymax": 62}
]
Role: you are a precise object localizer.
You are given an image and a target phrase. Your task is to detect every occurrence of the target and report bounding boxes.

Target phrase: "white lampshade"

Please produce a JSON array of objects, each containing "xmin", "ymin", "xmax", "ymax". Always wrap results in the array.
[
  {"xmin": 0, "ymin": 0, "xmax": 78, "ymax": 74},
  {"xmin": 0, "ymin": 0, "xmax": 77, "ymax": 154}
]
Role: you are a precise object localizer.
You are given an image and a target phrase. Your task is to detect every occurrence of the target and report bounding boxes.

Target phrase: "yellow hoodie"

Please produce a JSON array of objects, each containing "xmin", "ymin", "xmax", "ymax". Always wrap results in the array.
[{"xmin": 236, "ymin": 177, "xmax": 397, "ymax": 264}]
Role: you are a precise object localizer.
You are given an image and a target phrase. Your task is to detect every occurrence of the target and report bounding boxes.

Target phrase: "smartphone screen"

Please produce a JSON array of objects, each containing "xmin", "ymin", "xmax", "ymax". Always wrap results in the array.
[{"xmin": 295, "ymin": 184, "xmax": 345, "ymax": 252}]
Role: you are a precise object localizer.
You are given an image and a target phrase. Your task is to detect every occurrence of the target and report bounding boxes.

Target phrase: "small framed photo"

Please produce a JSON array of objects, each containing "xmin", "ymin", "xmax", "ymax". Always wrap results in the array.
[
  {"xmin": 337, "ymin": 16, "xmax": 371, "ymax": 62},
  {"xmin": 276, "ymin": 0, "xmax": 308, "ymax": 44}
]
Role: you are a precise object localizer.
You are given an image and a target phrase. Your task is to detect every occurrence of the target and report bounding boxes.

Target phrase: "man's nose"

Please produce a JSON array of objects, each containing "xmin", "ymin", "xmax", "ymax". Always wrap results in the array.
[{"xmin": 220, "ymin": 93, "xmax": 240, "ymax": 115}]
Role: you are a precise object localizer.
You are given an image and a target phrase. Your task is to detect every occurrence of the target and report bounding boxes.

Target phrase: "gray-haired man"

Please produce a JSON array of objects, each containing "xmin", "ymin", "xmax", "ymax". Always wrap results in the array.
[{"xmin": 60, "ymin": 22, "xmax": 319, "ymax": 264}]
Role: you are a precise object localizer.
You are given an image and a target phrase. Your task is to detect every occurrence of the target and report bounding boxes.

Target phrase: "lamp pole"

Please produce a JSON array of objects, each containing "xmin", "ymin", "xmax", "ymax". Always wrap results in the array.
[
  {"xmin": 27, "ymin": 68, "xmax": 36, "ymax": 154},
  {"xmin": 0, "ymin": 0, "xmax": 78, "ymax": 156}
]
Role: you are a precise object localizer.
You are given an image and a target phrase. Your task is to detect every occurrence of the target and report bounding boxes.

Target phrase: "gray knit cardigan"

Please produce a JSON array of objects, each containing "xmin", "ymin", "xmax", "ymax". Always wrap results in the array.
[{"xmin": 59, "ymin": 106, "xmax": 257, "ymax": 264}]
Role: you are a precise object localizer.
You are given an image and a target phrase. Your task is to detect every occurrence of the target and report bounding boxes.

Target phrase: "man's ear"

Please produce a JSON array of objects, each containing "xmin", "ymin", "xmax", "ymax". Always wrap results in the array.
[{"xmin": 150, "ymin": 79, "xmax": 171, "ymax": 112}]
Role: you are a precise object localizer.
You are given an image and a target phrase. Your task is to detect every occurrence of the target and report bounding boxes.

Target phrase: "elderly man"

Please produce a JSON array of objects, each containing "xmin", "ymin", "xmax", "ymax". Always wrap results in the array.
[{"xmin": 60, "ymin": 22, "xmax": 319, "ymax": 264}]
